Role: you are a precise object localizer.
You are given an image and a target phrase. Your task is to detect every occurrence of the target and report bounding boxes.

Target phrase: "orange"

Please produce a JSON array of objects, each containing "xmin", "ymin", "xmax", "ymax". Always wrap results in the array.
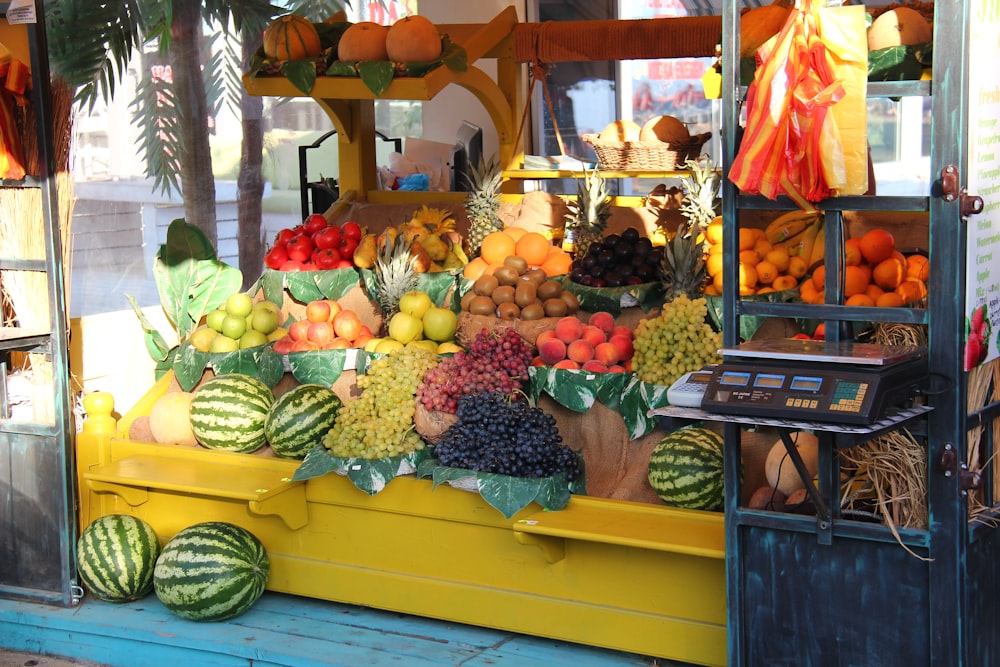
[
  {"xmin": 740, "ymin": 249, "xmax": 761, "ymax": 266},
  {"xmin": 846, "ymin": 293, "xmax": 875, "ymax": 307},
  {"xmin": 463, "ymin": 256, "xmax": 488, "ymax": 280},
  {"xmin": 706, "ymin": 253, "xmax": 725, "ymax": 277},
  {"xmin": 906, "ymin": 254, "xmax": 929, "ymax": 281},
  {"xmin": 844, "ymin": 237, "xmax": 863, "ymax": 266},
  {"xmin": 875, "ymin": 291, "xmax": 904, "ymax": 307},
  {"xmin": 798, "ymin": 276, "xmax": 818, "ymax": 301},
  {"xmin": 844, "ymin": 265, "xmax": 869, "ymax": 297},
  {"xmin": 787, "ymin": 256, "xmax": 808, "ymax": 279},
  {"xmin": 765, "ymin": 247, "xmax": 791, "ymax": 272},
  {"xmin": 515, "ymin": 231, "xmax": 552, "ymax": 266},
  {"xmin": 811, "ymin": 264, "xmax": 826, "ymax": 289},
  {"xmin": 859, "ymin": 228, "xmax": 895, "ymax": 265},
  {"xmin": 706, "ymin": 217, "xmax": 724, "ymax": 245},
  {"xmin": 708, "ymin": 241, "xmax": 724, "ymax": 256},
  {"xmin": 480, "ymin": 231, "xmax": 516, "ymax": 266},
  {"xmin": 712, "ymin": 270, "xmax": 725, "ymax": 293},
  {"xmin": 756, "ymin": 286, "xmax": 776, "ymax": 294},
  {"xmin": 771, "ymin": 274, "xmax": 798, "ymax": 291},
  {"xmin": 756, "ymin": 260, "xmax": 779, "ymax": 285},
  {"xmin": 503, "ymin": 226, "xmax": 528, "ymax": 242},
  {"xmin": 872, "ymin": 256, "xmax": 906, "ymax": 291},
  {"xmin": 753, "ymin": 237, "xmax": 773, "ymax": 258},
  {"xmin": 540, "ymin": 251, "xmax": 573, "ymax": 277},
  {"xmin": 739, "ymin": 262, "xmax": 758, "ymax": 289},
  {"xmin": 738, "ymin": 227, "xmax": 757, "ymax": 251},
  {"xmin": 896, "ymin": 279, "xmax": 928, "ymax": 305},
  {"xmin": 865, "ymin": 283, "xmax": 886, "ymax": 300},
  {"xmin": 703, "ymin": 284, "xmax": 721, "ymax": 296}
]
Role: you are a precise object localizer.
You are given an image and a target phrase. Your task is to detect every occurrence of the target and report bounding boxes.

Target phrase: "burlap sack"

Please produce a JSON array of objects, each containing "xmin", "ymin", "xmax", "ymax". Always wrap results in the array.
[
  {"xmin": 456, "ymin": 312, "xmax": 559, "ymax": 347},
  {"xmin": 414, "ymin": 403, "xmax": 458, "ymax": 445}
]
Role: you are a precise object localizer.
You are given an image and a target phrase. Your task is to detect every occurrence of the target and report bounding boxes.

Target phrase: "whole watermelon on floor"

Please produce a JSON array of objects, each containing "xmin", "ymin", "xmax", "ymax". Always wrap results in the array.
[
  {"xmin": 264, "ymin": 383, "xmax": 341, "ymax": 459},
  {"xmin": 189, "ymin": 373, "xmax": 274, "ymax": 453},
  {"xmin": 77, "ymin": 514, "xmax": 160, "ymax": 603},
  {"xmin": 648, "ymin": 426, "xmax": 725, "ymax": 511},
  {"xmin": 154, "ymin": 521, "xmax": 269, "ymax": 622}
]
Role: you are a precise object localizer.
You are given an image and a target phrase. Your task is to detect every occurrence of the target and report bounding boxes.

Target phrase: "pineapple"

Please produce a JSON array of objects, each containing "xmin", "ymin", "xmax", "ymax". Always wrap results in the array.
[
  {"xmin": 463, "ymin": 155, "xmax": 503, "ymax": 258},
  {"xmin": 373, "ymin": 232, "xmax": 419, "ymax": 319},
  {"xmin": 660, "ymin": 157, "xmax": 719, "ymax": 300},
  {"xmin": 565, "ymin": 168, "xmax": 612, "ymax": 258}
]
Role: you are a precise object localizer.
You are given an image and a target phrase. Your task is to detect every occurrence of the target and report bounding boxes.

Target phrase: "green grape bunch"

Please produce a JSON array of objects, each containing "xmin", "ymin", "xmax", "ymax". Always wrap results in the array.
[
  {"xmin": 632, "ymin": 294, "xmax": 721, "ymax": 387},
  {"xmin": 324, "ymin": 346, "xmax": 440, "ymax": 459}
]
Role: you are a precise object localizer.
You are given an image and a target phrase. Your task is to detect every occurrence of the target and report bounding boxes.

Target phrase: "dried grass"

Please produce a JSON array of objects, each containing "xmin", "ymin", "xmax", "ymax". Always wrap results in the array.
[{"xmin": 967, "ymin": 358, "xmax": 1000, "ymax": 523}]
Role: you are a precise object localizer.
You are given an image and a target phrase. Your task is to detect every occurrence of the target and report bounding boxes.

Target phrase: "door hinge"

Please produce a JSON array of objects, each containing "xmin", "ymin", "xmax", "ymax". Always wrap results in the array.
[
  {"xmin": 939, "ymin": 442, "xmax": 982, "ymax": 496},
  {"xmin": 939, "ymin": 165, "xmax": 984, "ymax": 218}
]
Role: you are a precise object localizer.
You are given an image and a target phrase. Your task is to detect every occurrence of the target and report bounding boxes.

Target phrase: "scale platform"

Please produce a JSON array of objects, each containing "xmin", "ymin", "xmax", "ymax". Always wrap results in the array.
[{"xmin": 699, "ymin": 339, "xmax": 928, "ymax": 425}]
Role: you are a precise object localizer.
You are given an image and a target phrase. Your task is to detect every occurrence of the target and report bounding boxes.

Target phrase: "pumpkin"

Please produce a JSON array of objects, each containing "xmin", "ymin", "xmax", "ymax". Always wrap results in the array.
[
  {"xmin": 599, "ymin": 119, "xmax": 641, "ymax": 143},
  {"xmin": 764, "ymin": 431, "xmax": 819, "ymax": 496},
  {"xmin": 385, "ymin": 15, "xmax": 442, "ymax": 63},
  {"xmin": 868, "ymin": 7, "xmax": 932, "ymax": 51},
  {"xmin": 263, "ymin": 14, "xmax": 323, "ymax": 62},
  {"xmin": 338, "ymin": 22, "xmax": 389, "ymax": 62},
  {"xmin": 739, "ymin": 3, "xmax": 791, "ymax": 57}
]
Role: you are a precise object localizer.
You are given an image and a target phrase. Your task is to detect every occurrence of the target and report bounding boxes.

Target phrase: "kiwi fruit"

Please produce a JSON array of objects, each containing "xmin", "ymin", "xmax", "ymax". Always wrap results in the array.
[
  {"xmin": 514, "ymin": 282, "xmax": 538, "ymax": 308},
  {"xmin": 496, "ymin": 302, "xmax": 521, "ymax": 320},
  {"xmin": 460, "ymin": 290, "xmax": 476, "ymax": 311},
  {"xmin": 558, "ymin": 290, "xmax": 580, "ymax": 313},
  {"xmin": 543, "ymin": 297, "xmax": 569, "ymax": 317},
  {"xmin": 493, "ymin": 265, "xmax": 519, "ymax": 287},
  {"xmin": 525, "ymin": 267, "xmax": 548, "ymax": 285},
  {"xmin": 492, "ymin": 285, "xmax": 516, "ymax": 305},
  {"xmin": 469, "ymin": 295, "xmax": 497, "ymax": 316},
  {"xmin": 473, "ymin": 274, "xmax": 499, "ymax": 296},
  {"xmin": 520, "ymin": 302, "xmax": 545, "ymax": 320},
  {"xmin": 537, "ymin": 279, "xmax": 563, "ymax": 301},
  {"xmin": 503, "ymin": 255, "xmax": 529, "ymax": 275}
]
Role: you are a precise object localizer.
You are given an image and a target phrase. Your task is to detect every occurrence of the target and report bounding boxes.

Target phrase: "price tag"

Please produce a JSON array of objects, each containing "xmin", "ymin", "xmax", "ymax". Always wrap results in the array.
[{"xmin": 6, "ymin": 0, "xmax": 37, "ymax": 25}]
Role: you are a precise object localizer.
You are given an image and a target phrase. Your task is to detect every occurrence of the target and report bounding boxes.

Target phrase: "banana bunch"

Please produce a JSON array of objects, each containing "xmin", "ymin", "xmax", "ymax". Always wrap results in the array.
[{"xmin": 765, "ymin": 210, "xmax": 825, "ymax": 268}]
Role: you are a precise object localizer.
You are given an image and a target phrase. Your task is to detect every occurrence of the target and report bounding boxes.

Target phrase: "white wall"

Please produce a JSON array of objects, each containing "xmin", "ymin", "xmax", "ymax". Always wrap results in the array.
[{"xmin": 418, "ymin": 1, "xmax": 527, "ymax": 162}]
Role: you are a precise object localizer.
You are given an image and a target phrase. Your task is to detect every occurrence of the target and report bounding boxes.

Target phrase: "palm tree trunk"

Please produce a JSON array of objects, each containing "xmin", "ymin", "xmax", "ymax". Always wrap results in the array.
[
  {"xmin": 238, "ymin": 35, "xmax": 266, "ymax": 289},
  {"xmin": 169, "ymin": 0, "xmax": 217, "ymax": 245}
]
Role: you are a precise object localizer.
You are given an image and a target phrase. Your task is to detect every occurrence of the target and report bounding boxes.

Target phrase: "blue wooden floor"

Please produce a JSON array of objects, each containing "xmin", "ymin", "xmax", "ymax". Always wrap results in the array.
[{"xmin": 0, "ymin": 592, "xmax": 682, "ymax": 667}]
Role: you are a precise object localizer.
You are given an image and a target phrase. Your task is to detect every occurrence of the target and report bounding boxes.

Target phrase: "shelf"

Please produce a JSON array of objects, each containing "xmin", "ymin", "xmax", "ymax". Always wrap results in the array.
[
  {"xmin": 0, "ymin": 327, "xmax": 51, "ymax": 353},
  {"xmin": 505, "ymin": 168, "xmax": 692, "ymax": 180},
  {"xmin": 737, "ymin": 194, "xmax": 930, "ymax": 212}
]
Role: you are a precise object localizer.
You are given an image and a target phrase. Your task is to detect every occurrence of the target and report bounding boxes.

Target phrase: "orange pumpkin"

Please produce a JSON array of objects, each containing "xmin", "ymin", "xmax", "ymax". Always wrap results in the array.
[
  {"xmin": 263, "ymin": 14, "xmax": 323, "ymax": 62},
  {"xmin": 739, "ymin": 3, "xmax": 791, "ymax": 57}
]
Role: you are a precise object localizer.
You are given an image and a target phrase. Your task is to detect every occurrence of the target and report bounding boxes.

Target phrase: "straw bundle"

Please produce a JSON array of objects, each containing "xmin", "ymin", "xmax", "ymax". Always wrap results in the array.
[{"xmin": 967, "ymin": 357, "xmax": 1000, "ymax": 521}]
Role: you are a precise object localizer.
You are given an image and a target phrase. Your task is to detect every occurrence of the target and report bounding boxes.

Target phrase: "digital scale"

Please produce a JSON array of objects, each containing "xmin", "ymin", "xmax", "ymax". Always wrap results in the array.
[{"xmin": 699, "ymin": 339, "xmax": 928, "ymax": 425}]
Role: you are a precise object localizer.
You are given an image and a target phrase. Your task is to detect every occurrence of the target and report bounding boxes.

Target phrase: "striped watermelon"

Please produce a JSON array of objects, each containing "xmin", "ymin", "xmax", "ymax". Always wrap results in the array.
[
  {"xmin": 648, "ymin": 426, "xmax": 725, "ymax": 511},
  {"xmin": 264, "ymin": 384, "xmax": 342, "ymax": 459},
  {"xmin": 154, "ymin": 521, "xmax": 269, "ymax": 622},
  {"xmin": 77, "ymin": 514, "xmax": 160, "ymax": 603},
  {"xmin": 189, "ymin": 374, "xmax": 274, "ymax": 453}
]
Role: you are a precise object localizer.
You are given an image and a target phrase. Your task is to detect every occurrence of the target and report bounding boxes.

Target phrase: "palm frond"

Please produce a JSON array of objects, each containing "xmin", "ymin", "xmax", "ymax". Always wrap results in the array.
[
  {"xmin": 130, "ymin": 72, "xmax": 182, "ymax": 196},
  {"xmin": 284, "ymin": 0, "xmax": 350, "ymax": 22},
  {"xmin": 203, "ymin": 0, "xmax": 278, "ymax": 36}
]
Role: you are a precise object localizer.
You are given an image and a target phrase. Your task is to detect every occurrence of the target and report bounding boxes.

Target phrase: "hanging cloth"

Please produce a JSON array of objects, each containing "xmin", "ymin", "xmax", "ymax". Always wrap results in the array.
[
  {"xmin": 729, "ymin": 0, "xmax": 868, "ymax": 210},
  {"xmin": 0, "ymin": 40, "xmax": 29, "ymax": 181}
]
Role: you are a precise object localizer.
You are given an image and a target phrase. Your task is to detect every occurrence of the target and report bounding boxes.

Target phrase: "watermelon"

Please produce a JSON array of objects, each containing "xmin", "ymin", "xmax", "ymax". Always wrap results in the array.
[
  {"xmin": 154, "ymin": 521, "xmax": 269, "ymax": 622},
  {"xmin": 189, "ymin": 374, "xmax": 274, "ymax": 453},
  {"xmin": 264, "ymin": 384, "xmax": 342, "ymax": 459},
  {"xmin": 77, "ymin": 514, "xmax": 160, "ymax": 603},
  {"xmin": 648, "ymin": 426, "xmax": 725, "ymax": 511}
]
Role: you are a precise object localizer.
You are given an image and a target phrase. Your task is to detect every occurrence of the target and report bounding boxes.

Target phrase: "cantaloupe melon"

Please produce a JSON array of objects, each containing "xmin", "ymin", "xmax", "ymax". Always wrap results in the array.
[
  {"xmin": 148, "ymin": 391, "xmax": 198, "ymax": 446},
  {"xmin": 338, "ymin": 21, "xmax": 389, "ymax": 62},
  {"xmin": 639, "ymin": 115, "xmax": 690, "ymax": 143},
  {"xmin": 600, "ymin": 119, "xmax": 641, "ymax": 143},
  {"xmin": 868, "ymin": 7, "xmax": 932, "ymax": 51},
  {"xmin": 764, "ymin": 431, "xmax": 819, "ymax": 496},
  {"xmin": 263, "ymin": 14, "xmax": 323, "ymax": 62},
  {"xmin": 386, "ymin": 15, "xmax": 442, "ymax": 63}
]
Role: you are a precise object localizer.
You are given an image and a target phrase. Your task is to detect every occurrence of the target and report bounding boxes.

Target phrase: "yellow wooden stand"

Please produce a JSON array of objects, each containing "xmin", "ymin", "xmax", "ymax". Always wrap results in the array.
[{"xmin": 76, "ymin": 374, "xmax": 726, "ymax": 666}]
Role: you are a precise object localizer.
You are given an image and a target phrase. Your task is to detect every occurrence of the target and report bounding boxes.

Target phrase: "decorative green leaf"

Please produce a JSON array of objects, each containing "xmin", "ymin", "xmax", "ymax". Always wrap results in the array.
[
  {"xmin": 260, "ymin": 269, "xmax": 286, "ymax": 306},
  {"xmin": 280, "ymin": 59, "xmax": 318, "ymax": 94},
  {"xmin": 212, "ymin": 346, "xmax": 284, "ymax": 389},
  {"xmin": 293, "ymin": 446, "xmax": 339, "ymax": 480},
  {"xmin": 534, "ymin": 472, "xmax": 573, "ymax": 511},
  {"xmin": 287, "ymin": 348, "xmax": 351, "ymax": 386},
  {"xmin": 315, "ymin": 21, "xmax": 350, "ymax": 50},
  {"xmin": 358, "ymin": 60, "xmax": 394, "ymax": 96},
  {"xmin": 160, "ymin": 218, "xmax": 216, "ymax": 264},
  {"xmin": 620, "ymin": 376, "xmax": 671, "ymax": 440},
  {"xmin": 173, "ymin": 344, "xmax": 210, "ymax": 391},
  {"xmin": 415, "ymin": 271, "xmax": 459, "ymax": 306},
  {"xmin": 478, "ymin": 474, "xmax": 543, "ymax": 519},
  {"xmin": 868, "ymin": 42, "xmax": 932, "ymax": 82},
  {"xmin": 419, "ymin": 460, "xmax": 576, "ymax": 518},
  {"xmin": 126, "ymin": 293, "xmax": 172, "ymax": 363},
  {"xmin": 559, "ymin": 280, "xmax": 621, "ymax": 316},
  {"xmin": 528, "ymin": 367, "xmax": 596, "ymax": 413},
  {"xmin": 594, "ymin": 371, "xmax": 628, "ymax": 409},
  {"xmin": 358, "ymin": 268, "xmax": 378, "ymax": 302},
  {"xmin": 325, "ymin": 60, "xmax": 357, "ymax": 77},
  {"xmin": 283, "ymin": 271, "xmax": 326, "ymax": 303},
  {"xmin": 704, "ymin": 290, "xmax": 797, "ymax": 342},
  {"xmin": 293, "ymin": 449, "xmax": 431, "ymax": 495},
  {"xmin": 441, "ymin": 41, "xmax": 467, "ymax": 73},
  {"xmin": 452, "ymin": 276, "xmax": 473, "ymax": 310},
  {"xmin": 313, "ymin": 267, "xmax": 363, "ymax": 300}
]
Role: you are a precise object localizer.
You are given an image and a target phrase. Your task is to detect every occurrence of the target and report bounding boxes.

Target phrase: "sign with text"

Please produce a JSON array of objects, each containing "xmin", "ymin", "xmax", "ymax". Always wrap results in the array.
[{"xmin": 965, "ymin": 1, "xmax": 1000, "ymax": 370}]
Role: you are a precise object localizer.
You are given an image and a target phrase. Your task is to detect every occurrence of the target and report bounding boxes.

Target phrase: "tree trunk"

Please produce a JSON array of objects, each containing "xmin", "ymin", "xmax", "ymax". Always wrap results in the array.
[
  {"xmin": 238, "ymin": 35, "xmax": 266, "ymax": 290},
  {"xmin": 169, "ymin": 0, "xmax": 217, "ymax": 245}
]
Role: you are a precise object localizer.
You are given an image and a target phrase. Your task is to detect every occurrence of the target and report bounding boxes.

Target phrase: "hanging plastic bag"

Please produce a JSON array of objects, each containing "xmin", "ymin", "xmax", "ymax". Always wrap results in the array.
[{"xmin": 729, "ymin": 0, "xmax": 868, "ymax": 209}]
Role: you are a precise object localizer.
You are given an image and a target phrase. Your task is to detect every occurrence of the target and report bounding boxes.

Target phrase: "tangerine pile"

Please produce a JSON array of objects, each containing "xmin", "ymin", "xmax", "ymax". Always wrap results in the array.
[
  {"xmin": 463, "ymin": 227, "xmax": 573, "ymax": 280},
  {"xmin": 798, "ymin": 229, "xmax": 928, "ymax": 307},
  {"xmin": 702, "ymin": 219, "xmax": 808, "ymax": 296}
]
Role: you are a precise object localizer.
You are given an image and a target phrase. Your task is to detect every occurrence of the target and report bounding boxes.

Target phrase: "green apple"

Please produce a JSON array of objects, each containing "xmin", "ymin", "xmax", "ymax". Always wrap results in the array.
[
  {"xmin": 387, "ymin": 311, "xmax": 423, "ymax": 344},
  {"xmin": 251, "ymin": 307, "xmax": 280, "ymax": 335},
  {"xmin": 226, "ymin": 292, "xmax": 254, "ymax": 318},
  {"xmin": 188, "ymin": 326, "xmax": 218, "ymax": 352},
  {"xmin": 421, "ymin": 307, "xmax": 458, "ymax": 342},
  {"xmin": 398, "ymin": 290, "xmax": 433, "ymax": 319},
  {"xmin": 253, "ymin": 299, "xmax": 281, "ymax": 316},
  {"xmin": 205, "ymin": 308, "xmax": 227, "ymax": 333},
  {"xmin": 239, "ymin": 330, "xmax": 269, "ymax": 349},
  {"xmin": 209, "ymin": 333, "xmax": 240, "ymax": 353},
  {"xmin": 221, "ymin": 313, "xmax": 247, "ymax": 340}
]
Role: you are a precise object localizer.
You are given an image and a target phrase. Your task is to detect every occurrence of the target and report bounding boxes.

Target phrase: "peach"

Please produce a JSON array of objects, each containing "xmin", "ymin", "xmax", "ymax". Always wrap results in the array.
[
  {"xmin": 588, "ymin": 311, "xmax": 616, "ymax": 334},
  {"xmin": 536, "ymin": 329, "xmax": 558, "ymax": 346},
  {"xmin": 611, "ymin": 325, "xmax": 634, "ymax": 340},
  {"xmin": 553, "ymin": 359, "xmax": 580, "ymax": 370},
  {"xmin": 607, "ymin": 364, "xmax": 626, "ymax": 373},
  {"xmin": 581, "ymin": 359, "xmax": 608, "ymax": 373},
  {"xmin": 567, "ymin": 339, "xmax": 595, "ymax": 364},
  {"xmin": 530, "ymin": 355, "xmax": 546, "ymax": 367},
  {"xmin": 609, "ymin": 334, "xmax": 634, "ymax": 361},
  {"xmin": 581, "ymin": 324, "xmax": 607, "ymax": 348},
  {"xmin": 555, "ymin": 316, "xmax": 584, "ymax": 344},
  {"xmin": 538, "ymin": 338, "xmax": 567, "ymax": 365},
  {"xmin": 594, "ymin": 341, "xmax": 621, "ymax": 366}
]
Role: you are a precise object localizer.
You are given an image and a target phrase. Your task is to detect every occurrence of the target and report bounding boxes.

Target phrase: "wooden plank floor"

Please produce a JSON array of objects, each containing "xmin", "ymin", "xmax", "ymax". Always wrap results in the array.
[{"xmin": 0, "ymin": 592, "xmax": 686, "ymax": 667}]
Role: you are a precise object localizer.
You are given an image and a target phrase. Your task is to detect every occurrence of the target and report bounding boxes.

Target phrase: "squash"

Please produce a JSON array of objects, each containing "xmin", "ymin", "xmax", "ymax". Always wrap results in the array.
[
  {"xmin": 263, "ymin": 14, "xmax": 323, "ymax": 62},
  {"xmin": 148, "ymin": 391, "xmax": 198, "ymax": 446},
  {"xmin": 764, "ymin": 431, "xmax": 819, "ymax": 496},
  {"xmin": 385, "ymin": 15, "xmax": 442, "ymax": 63},
  {"xmin": 338, "ymin": 22, "xmax": 389, "ymax": 62},
  {"xmin": 739, "ymin": 3, "xmax": 791, "ymax": 57}
]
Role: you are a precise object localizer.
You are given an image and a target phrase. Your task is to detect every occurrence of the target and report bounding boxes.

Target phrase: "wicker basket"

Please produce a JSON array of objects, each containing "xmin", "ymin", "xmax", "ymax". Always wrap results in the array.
[{"xmin": 583, "ymin": 131, "xmax": 711, "ymax": 171}]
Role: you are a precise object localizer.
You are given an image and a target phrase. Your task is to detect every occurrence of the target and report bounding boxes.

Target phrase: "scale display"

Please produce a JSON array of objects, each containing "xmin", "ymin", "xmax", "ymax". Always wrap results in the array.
[{"xmin": 700, "ymin": 341, "xmax": 928, "ymax": 425}]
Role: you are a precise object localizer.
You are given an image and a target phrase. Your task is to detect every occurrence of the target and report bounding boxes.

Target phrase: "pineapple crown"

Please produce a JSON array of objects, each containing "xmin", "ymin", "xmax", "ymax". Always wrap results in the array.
[
  {"xmin": 677, "ymin": 156, "xmax": 720, "ymax": 237},
  {"xmin": 374, "ymin": 233, "xmax": 419, "ymax": 318},
  {"xmin": 565, "ymin": 168, "xmax": 611, "ymax": 231}
]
